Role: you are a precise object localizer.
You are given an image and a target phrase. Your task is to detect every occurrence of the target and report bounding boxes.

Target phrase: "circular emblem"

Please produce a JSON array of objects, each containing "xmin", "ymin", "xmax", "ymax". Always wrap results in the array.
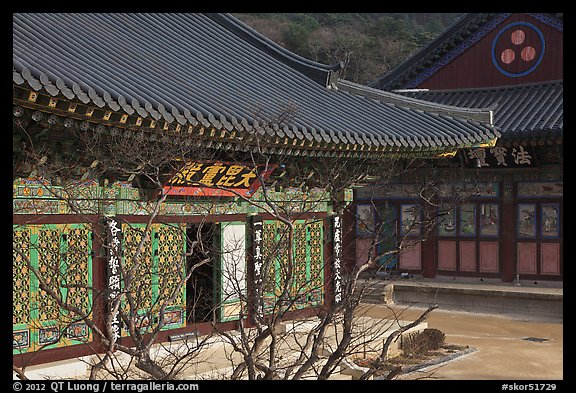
[{"xmin": 492, "ymin": 21, "xmax": 545, "ymax": 77}]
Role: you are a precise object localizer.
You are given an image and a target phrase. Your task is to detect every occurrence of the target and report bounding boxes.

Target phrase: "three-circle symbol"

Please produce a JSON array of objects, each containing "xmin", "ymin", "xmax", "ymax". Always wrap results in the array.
[{"xmin": 492, "ymin": 21, "xmax": 545, "ymax": 78}]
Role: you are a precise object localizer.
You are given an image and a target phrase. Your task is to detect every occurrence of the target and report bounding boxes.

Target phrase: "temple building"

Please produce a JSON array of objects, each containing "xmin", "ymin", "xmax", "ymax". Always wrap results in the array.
[
  {"xmin": 13, "ymin": 13, "xmax": 500, "ymax": 371},
  {"xmin": 346, "ymin": 13, "xmax": 562, "ymax": 283}
]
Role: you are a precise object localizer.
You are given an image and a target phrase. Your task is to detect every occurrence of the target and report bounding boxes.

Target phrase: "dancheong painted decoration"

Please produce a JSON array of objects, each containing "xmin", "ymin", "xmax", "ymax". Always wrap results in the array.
[
  {"xmin": 492, "ymin": 21, "xmax": 545, "ymax": 78},
  {"xmin": 12, "ymin": 12, "xmax": 560, "ymax": 373}
]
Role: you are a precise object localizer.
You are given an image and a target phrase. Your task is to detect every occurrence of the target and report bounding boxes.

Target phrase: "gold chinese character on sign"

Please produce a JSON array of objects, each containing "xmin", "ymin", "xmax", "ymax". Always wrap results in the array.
[
  {"xmin": 468, "ymin": 148, "xmax": 489, "ymax": 167},
  {"xmin": 216, "ymin": 165, "xmax": 245, "ymax": 187},
  {"xmin": 233, "ymin": 169, "xmax": 257, "ymax": 187},
  {"xmin": 169, "ymin": 162, "xmax": 204, "ymax": 185},
  {"xmin": 199, "ymin": 164, "xmax": 227, "ymax": 186}
]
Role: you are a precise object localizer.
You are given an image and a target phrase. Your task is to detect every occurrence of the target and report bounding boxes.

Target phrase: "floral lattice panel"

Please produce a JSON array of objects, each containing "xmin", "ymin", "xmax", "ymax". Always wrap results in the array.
[
  {"xmin": 260, "ymin": 219, "xmax": 325, "ymax": 312},
  {"xmin": 12, "ymin": 224, "xmax": 93, "ymax": 354},
  {"xmin": 154, "ymin": 223, "xmax": 186, "ymax": 329}
]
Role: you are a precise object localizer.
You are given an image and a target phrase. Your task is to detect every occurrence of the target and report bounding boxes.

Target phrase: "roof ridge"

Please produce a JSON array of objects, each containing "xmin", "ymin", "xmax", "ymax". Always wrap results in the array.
[
  {"xmin": 393, "ymin": 80, "xmax": 563, "ymax": 95},
  {"xmin": 367, "ymin": 13, "xmax": 499, "ymax": 89},
  {"xmin": 208, "ymin": 13, "xmax": 342, "ymax": 88},
  {"xmin": 338, "ymin": 79, "xmax": 494, "ymax": 126}
]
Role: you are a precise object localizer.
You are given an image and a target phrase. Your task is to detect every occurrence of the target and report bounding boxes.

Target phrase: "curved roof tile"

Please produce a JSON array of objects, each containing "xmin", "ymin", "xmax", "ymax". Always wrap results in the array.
[
  {"xmin": 12, "ymin": 13, "xmax": 499, "ymax": 155},
  {"xmin": 396, "ymin": 81, "xmax": 563, "ymax": 142}
]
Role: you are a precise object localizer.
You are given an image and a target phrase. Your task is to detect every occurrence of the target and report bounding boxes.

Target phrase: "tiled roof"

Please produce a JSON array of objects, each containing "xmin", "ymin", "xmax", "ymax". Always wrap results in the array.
[
  {"xmin": 395, "ymin": 81, "xmax": 563, "ymax": 143},
  {"xmin": 12, "ymin": 13, "xmax": 499, "ymax": 156}
]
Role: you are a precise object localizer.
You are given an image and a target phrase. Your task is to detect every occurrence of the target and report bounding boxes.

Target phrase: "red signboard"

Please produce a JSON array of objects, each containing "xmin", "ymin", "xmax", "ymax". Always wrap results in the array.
[{"xmin": 163, "ymin": 161, "xmax": 277, "ymax": 197}]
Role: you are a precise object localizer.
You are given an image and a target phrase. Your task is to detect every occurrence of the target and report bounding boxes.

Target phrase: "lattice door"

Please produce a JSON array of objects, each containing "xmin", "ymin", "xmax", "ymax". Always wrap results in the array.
[
  {"xmin": 13, "ymin": 224, "xmax": 93, "ymax": 354},
  {"xmin": 292, "ymin": 221, "xmax": 310, "ymax": 309},
  {"xmin": 260, "ymin": 219, "xmax": 325, "ymax": 312},
  {"xmin": 13, "ymin": 227, "xmax": 32, "ymax": 353},
  {"xmin": 120, "ymin": 222, "xmax": 186, "ymax": 335},
  {"xmin": 306, "ymin": 220, "xmax": 324, "ymax": 306},
  {"xmin": 154, "ymin": 223, "xmax": 186, "ymax": 329},
  {"xmin": 121, "ymin": 223, "xmax": 153, "ymax": 335},
  {"xmin": 261, "ymin": 220, "xmax": 282, "ymax": 313}
]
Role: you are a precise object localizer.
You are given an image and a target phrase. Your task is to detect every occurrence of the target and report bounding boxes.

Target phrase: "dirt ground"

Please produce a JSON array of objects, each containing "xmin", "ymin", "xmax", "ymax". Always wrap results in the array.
[{"xmin": 356, "ymin": 303, "xmax": 564, "ymax": 381}]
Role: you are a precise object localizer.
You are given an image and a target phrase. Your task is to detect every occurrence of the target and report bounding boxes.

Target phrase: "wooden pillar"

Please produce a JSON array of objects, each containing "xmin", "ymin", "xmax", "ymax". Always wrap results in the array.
[
  {"xmin": 91, "ymin": 218, "xmax": 110, "ymax": 353},
  {"xmin": 342, "ymin": 202, "xmax": 358, "ymax": 274},
  {"xmin": 421, "ymin": 234, "xmax": 437, "ymax": 278},
  {"xmin": 422, "ymin": 201, "xmax": 438, "ymax": 278},
  {"xmin": 501, "ymin": 178, "xmax": 515, "ymax": 282},
  {"xmin": 421, "ymin": 188, "xmax": 437, "ymax": 278}
]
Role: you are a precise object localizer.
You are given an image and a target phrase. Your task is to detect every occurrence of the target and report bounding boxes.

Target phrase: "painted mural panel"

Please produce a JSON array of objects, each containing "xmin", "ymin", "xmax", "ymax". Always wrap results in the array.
[
  {"xmin": 459, "ymin": 204, "xmax": 477, "ymax": 237},
  {"xmin": 517, "ymin": 182, "xmax": 563, "ymax": 198},
  {"xmin": 480, "ymin": 204, "xmax": 500, "ymax": 237},
  {"xmin": 541, "ymin": 204, "xmax": 560, "ymax": 238},
  {"xmin": 517, "ymin": 204, "xmax": 537, "ymax": 238},
  {"xmin": 437, "ymin": 207, "xmax": 456, "ymax": 237},
  {"xmin": 400, "ymin": 204, "xmax": 421, "ymax": 237},
  {"xmin": 356, "ymin": 204, "xmax": 375, "ymax": 237},
  {"xmin": 376, "ymin": 204, "xmax": 398, "ymax": 269}
]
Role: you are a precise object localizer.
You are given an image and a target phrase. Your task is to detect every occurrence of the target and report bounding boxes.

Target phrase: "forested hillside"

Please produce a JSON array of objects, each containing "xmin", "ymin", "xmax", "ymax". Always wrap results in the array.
[{"xmin": 232, "ymin": 13, "xmax": 464, "ymax": 85}]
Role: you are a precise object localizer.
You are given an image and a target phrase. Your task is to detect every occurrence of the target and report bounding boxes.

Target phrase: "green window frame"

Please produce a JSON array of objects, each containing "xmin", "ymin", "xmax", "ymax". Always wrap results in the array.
[
  {"xmin": 261, "ymin": 219, "xmax": 324, "ymax": 313},
  {"xmin": 13, "ymin": 224, "xmax": 93, "ymax": 354},
  {"xmin": 120, "ymin": 222, "xmax": 186, "ymax": 336}
]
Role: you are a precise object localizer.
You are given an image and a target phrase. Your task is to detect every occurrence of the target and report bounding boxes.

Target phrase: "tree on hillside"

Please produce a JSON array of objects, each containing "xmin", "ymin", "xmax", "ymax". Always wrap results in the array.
[{"xmin": 233, "ymin": 13, "xmax": 464, "ymax": 84}]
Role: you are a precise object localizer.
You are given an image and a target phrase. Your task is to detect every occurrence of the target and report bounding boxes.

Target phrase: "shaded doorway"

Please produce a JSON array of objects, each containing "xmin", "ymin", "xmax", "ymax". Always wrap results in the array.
[{"xmin": 186, "ymin": 223, "xmax": 215, "ymax": 323}]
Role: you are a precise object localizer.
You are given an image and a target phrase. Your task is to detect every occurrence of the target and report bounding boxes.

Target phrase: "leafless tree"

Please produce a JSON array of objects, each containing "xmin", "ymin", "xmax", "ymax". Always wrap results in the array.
[
  {"xmin": 13, "ymin": 118, "xmax": 225, "ymax": 379},
  {"xmin": 13, "ymin": 107, "xmax": 481, "ymax": 380}
]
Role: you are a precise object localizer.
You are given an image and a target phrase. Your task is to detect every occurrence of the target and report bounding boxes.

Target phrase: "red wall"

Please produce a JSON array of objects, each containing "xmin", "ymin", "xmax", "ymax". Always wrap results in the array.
[{"xmin": 418, "ymin": 14, "xmax": 563, "ymax": 89}]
